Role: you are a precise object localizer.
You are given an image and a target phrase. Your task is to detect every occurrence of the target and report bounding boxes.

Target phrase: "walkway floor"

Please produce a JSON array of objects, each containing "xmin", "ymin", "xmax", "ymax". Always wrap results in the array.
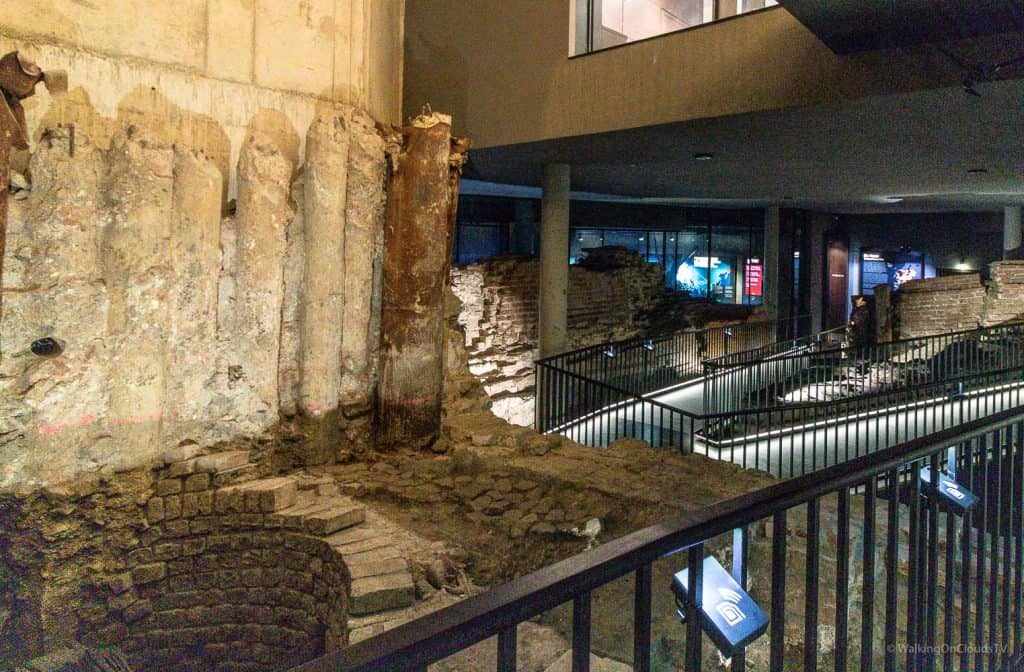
[{"xmin": 561, "ymin": 377, "xmax": 1024, "ymax": 479}]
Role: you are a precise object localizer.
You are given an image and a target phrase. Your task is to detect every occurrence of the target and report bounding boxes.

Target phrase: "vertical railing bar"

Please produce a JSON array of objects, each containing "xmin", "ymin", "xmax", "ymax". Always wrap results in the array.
[
  {"xmin": 633, "ymin": 564, "xmax": 652, "ymax": 672},
  {"xmin": 685, "ymin": 544, "xmax": 704, "ymax": 672},
  {"xmin": 960, "ymin": 439, "xmax": 974, "ymax": 672},
  {"xmin": 1001, "ymin": 425, "xmax": 1013, "ymax": 671},
  {"xmin": 976, "ymin": 433, "xmax": 989, "ymax": 663},
  {"xmin": 805, "ymin": 498, "xmax": 821, "ymax": 672},
  {"xmin": 860, "ymin": 475, "xmax": 877, "ymax": 672},
  {"xmin": 926, "ymin": 452, "xmax": 940, "ymax": 671},
  {"xmin": 1014, "ymin": 422, "xmax": 1024, "ymax": 656},
  {"xmin": 884, "ymin": 467, "xmax": 900, "ymax": 672},
  {"xmin": 771, "ymin": 510, "xmax": 787, "ymax": 672},
  {"xmin": 987, "ymin": 429, "xmax": 1002, "ymax": 672},
  {"xmin": 572, "ymin": 593, "xmax": 591, "ymax": 672},
  {"xmin": 496, "ymin": 625, "xmax": 517, "ymax": 672},
  {"xmin": 907, "ymin": 455, "xmax": 922, "ymax": 672}
]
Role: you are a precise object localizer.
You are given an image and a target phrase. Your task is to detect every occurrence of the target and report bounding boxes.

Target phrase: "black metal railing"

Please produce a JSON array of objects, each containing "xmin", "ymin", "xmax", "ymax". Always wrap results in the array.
[
  {"xmin": 702, "ymin": 321, "xmax": 1024, "ymax": 417},
  {"xmin": 539, "ymin": 361, "xmax": 1024, "ymax": 479},
  {"xmin": 290, "ymin": 407, "xmax": 1024, "ymax": 672},
  {"xmin": 701, "ymin": 324, "xmax": 846, "ymax": 371},
  {"xmin": 536, "ymin": 315, "xmax": 811, "ymax": 425}
]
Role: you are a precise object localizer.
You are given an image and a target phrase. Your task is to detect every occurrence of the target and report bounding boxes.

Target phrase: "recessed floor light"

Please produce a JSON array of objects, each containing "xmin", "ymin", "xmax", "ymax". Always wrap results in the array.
[{"xmin": 693, "ymin": 153, "xmax": 714, "ymax": 161}]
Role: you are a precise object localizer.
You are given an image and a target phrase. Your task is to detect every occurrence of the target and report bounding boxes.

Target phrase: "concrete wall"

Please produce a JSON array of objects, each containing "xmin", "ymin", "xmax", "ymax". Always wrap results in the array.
[
  {"xmin": 1, "ymin": 0, "xmax": 403, "ymax": 193},
  {"xmin": 1, "ymin": 114, "xmax": 387, "ymax": 491},
  {"xmin": 404, "ymin": 1, "xmax": 1006, "ymax": 148}
]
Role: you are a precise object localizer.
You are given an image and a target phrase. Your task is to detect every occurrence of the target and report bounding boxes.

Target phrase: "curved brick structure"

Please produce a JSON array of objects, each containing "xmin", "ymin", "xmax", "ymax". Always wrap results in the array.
[{"xmin": 0, "ymin": 448, "xmax": 417, "ymax": 672}]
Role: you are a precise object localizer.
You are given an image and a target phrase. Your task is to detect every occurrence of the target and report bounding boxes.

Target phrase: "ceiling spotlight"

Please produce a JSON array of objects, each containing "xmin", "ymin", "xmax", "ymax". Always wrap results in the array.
[
  {"xmin": 638, "ymin": 236, "xmax": 645, "ymax": 241},
  {"xmin": 967, "ymin": 167, "xmax": 989, "ymax": 174},
  {"xmin": 693, "ymin": 153, "xmax": 714, "ymax": 161}
]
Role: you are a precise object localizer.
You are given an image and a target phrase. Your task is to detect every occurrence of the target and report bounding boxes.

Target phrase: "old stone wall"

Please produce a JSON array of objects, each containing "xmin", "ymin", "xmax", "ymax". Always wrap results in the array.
[
  {"xmin": 449, "ymin": 256, "xmax": 666, "ymax": 426},
  {"xmin": 1, "ymin": 113, "xmax": 386, "ymax": 491},
  {"xmin": 896, "ymin": 273, "xmax": 986, "ymax": 338},
  {"xmin": 0, "ymin": 445, "xmax": 375, "ymax": 670},
  {"xmin": 983, "ymin": 260, "xmax": 1024, "ymax": 326},
  {"xmin": 1, "ymin": 0, "xmax": 402, "ymax": 196},
  {"xmin": 896, "ymin": 261, "xmax": 1024, "ymax": 338}
]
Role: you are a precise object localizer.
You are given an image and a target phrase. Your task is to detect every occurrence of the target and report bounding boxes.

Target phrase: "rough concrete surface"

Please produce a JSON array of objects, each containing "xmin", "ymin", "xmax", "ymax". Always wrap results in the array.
[{"xmin": 1, "ymin": 112, "xmax": 387, "ymax": 491}]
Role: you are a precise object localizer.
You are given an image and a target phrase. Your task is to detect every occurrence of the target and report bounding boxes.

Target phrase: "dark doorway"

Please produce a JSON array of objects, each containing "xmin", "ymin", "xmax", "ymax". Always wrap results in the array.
[{"xmin": 825, "ymin": 232, "xmax": 849, "ymax": 329}]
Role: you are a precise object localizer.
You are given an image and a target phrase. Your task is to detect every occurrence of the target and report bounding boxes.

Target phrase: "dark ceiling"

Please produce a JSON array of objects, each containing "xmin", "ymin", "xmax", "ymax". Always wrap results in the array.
[
  {"xmin": 465, "ymin": 77, "xmax": 1024, "ymax": 214},
  {"xmin": 776, "ymin": 0, "xmax": 1024, "ymax": 53}
]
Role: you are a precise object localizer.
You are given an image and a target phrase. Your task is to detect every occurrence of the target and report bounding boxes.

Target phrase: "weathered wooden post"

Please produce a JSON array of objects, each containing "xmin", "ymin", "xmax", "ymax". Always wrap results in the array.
[{"xmin": 377, "ymin": 112, "xmax": 468, "ymax": 449}]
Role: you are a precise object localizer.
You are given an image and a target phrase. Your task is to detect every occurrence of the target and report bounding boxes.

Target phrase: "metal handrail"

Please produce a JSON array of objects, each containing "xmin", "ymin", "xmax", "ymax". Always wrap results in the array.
[
  {"xmin": 701, "ymin": 325, "xmax": 846, "ymax": 370},
  {"xmin": 700, "ymin": 320, "xmax": 1024, "ymax": 417},
  {"xmin": 536, "ymin": 314, "xmax": 811, "ymax": 369},
  {"xmin": 703, "ymin": 320, "xmax": 1024, "ymax": 373},
  {"xmin": 290, "ymin": 405, "xmax": 1024, "ymax": 672}
]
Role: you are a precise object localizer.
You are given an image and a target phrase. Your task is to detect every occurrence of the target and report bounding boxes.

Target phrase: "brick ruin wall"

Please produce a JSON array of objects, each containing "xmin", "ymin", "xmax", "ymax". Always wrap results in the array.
[
  {"xmin": 0, "ymin": 446, "xmax": 347, "ymax": 671},
  {"xmin": 449, "ymin": 257, "xmax": 666, "ymax": 426},
  {"xmin": 896, "ymin": 261, "xmax": 1024, "ymax": 338}
]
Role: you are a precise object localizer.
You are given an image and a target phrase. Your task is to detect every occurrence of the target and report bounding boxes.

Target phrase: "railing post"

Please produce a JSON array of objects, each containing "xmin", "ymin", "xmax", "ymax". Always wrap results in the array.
[
  {"xmin": 633, "ymin": 564, "xmax": 652, "ymax": 672},
  {"xmin": 573, "ymin": 593, "xmax": 592, "ymax": 672},
  {"xmin": 497, "ymin": 625, "xmax": 517, "ymax": 672}
]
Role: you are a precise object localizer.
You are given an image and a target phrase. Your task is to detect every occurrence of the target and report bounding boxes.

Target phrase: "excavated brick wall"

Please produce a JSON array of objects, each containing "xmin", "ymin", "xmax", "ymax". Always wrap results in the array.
[
  {"xmin": 449, "ymin": 256, "xmax": 666, "ymax": 426},
  {"xmin": 0, "ymin": 445, "xmax": 387, "ymax": 671},
  {"xmin": 897, "ymin": 261, "xmax": 1024, "ymax": 338},
  {"xmin": 983, "ymin": 260, "xmax": 1024, "ymax": 326},
  {"xmin": 896, "ymin": 274, "xmax": 986, "ymax": 338}
]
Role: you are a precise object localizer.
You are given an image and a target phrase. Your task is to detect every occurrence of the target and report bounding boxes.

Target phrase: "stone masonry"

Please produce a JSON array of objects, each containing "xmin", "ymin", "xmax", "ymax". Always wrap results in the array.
[
  {"xmin": 897, "ymin": 260, "xmax": 1024, "ymax": 338},
  {"xmin": 0, "ymin": 443, "xmax": 461, "ymax": 671},
  {"xmin": 449, "ymin": 254, "xmax": 666, "ymax": 426}
]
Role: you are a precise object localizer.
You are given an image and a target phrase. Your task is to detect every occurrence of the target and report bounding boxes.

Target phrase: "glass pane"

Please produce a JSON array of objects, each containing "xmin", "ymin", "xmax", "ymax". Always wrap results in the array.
[
  {"xmin": 711, "ymin": 222, "xmax": 767, "ymax": 305},
  {"xmin": 603, "ymin": 229, "xmax": 645, "ymax": 255},
  {"xmin": 574, "ymin": 0, "xmax": 773, "ymax": 55},
  {"xmin": 670, "ymin": 227, "xmax": 708, "ymax": 298},
  {"xmin": 570, "ymin": 229, "xmax": 604, "ymax": 264}
]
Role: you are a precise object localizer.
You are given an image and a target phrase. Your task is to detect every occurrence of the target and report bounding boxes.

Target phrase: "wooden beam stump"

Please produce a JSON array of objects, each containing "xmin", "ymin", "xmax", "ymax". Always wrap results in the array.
[{"xmin": 377, "ymin": 113, "xmax": 467, "ymax": 449}]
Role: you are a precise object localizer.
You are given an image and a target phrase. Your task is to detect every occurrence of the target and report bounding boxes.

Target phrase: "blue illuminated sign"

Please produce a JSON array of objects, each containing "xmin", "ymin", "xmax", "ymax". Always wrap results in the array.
[
  {"xmin": 672, "ymin": 556, "xmax": 769, "ymax": 656},
  {"xmin": 920, "ymin": 466, "xmax": 979, "ymax": 515}
]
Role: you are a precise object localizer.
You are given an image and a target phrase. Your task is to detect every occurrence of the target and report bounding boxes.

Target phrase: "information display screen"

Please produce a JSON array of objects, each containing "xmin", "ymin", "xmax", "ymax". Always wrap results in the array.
[
  {"xmin": 676, "ymin": 256, "xmax": 735, "ymax": 300},
  {"xmin": 889, "ymin": 254, "xmax": 923, "ymax": 290},
  {"xmin": 744, "ymin": 258, "xmax": 763, "ymax": 297},
  {"xmin": 861, "ymin": 252, "xmax": 889, "ymax": 295}
]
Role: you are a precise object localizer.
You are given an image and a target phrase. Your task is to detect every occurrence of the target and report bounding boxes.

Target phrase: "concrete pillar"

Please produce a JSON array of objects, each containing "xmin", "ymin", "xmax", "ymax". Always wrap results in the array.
[
  {"xmin": 1004, "ymin": 206, "xmax": 1022, "ymax": 259},
  {"xmin": 539, "ymin": 164, "xmax": 570, "ymax": 357},
  {"xmin": 762, "ymin": 206, "xmax": 781, "ymax": 320},
  {"xmin": 807, "ymin": 213, "xmax": 828, "ymax": 333}
]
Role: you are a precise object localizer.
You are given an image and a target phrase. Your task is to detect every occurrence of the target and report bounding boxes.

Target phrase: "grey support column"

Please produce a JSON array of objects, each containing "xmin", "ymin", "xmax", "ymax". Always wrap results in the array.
[
  {"xmin": 539, "ymin": 164, "xmax": 570, "ymax": 358},
  {"xmin": 1004, "ymin": 205, "xmax": 1022, "ymax": 259},
  {"xmin": 762, "ymin": 206, "xmax": 781, "ymax": 320},
  {"xmin": 807, "ymin": 213, "xmax": 827, "ymax": 333}
]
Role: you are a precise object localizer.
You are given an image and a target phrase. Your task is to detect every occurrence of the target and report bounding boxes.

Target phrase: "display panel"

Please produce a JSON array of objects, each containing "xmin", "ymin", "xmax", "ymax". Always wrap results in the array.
[
  {"xmin": 889, "ymin": 253, "xmax": 923, "ymax": 290},
  {"xmin": 861, "ymin": 251, "xmax": 889, "ymax": 295},
  {"xmin": 744, "ymin": 258, "xmax": 763, "ymax": 296}
]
